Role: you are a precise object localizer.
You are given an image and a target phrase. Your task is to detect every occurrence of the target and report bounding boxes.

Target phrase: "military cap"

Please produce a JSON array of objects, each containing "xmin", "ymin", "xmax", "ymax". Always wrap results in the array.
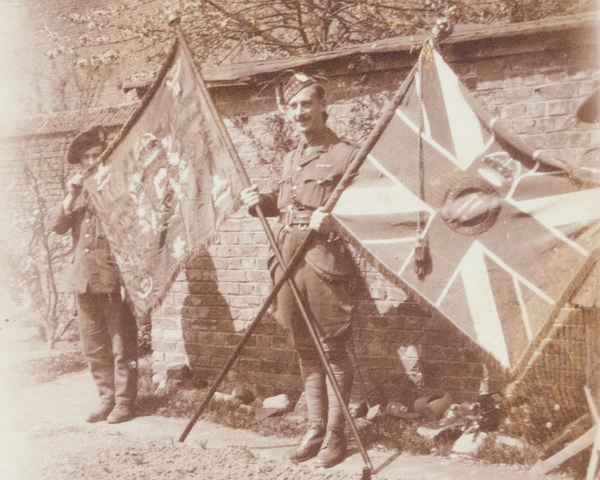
[
  {"xmin": 67, "ymin": 125, "xmax": 107, "ymax": 164},
  {"xmin": 282, "ymin": 73, "xmax": 322, "ymax": 105}
]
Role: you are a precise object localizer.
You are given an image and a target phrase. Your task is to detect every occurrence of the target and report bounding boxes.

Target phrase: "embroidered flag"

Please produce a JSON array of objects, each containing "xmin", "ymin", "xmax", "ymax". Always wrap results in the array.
[
  {"xmin": 83, "ymin": 38, "xmax": 244, "ymax": 318},
  {"xmin": 333, "ymin": 43, "xmax": 600, "ymax": 373}
]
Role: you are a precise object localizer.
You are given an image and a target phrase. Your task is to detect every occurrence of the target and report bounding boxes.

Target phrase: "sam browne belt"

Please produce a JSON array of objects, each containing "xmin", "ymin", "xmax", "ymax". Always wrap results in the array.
[{"xmin": 279, "ymin": 207, "xmax": 314, "ymax": 226}]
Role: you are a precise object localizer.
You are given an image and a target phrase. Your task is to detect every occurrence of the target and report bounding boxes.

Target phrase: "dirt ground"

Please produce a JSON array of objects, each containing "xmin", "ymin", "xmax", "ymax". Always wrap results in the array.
[{"xmin": 0, "ymin": 318, "xmax": 578, "ymax": 480}]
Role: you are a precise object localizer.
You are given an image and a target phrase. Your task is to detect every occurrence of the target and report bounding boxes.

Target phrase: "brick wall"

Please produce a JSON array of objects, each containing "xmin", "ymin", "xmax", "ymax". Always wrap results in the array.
[
  {"xmin": 2, "ymin": 20, "xmax": 599, "ymax": 412},
  {"xmin": 150, "ymin": 37, "xmax": 600, "ymax": 409},
  {"xmin": 0, "ymin": 134, "xmax": 70, "ymax": 254}
]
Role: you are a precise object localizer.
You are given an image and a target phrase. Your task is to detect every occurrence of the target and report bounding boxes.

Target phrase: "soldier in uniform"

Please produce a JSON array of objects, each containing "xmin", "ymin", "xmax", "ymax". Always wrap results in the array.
[
  {"xmin": 241, "ymin": 74, "xmax": 358, "ymax": 468},
  {"xmin": 50, "ymin": 126, "xmax": 138, "ymax": 424}
]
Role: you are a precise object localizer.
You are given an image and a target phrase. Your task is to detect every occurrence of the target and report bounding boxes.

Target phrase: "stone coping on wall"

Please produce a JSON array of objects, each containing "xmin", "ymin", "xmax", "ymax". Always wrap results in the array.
[
  {"xmin": 199, "ymin": 11, "xmax": 600, "ymax": 86},
  {"xmin": 0, "ymin": 103, "xmax": 139, "ymax": 140},
  {"xmin": 3, "ymin": 11, "xmax": 598, "ymax": 140}
]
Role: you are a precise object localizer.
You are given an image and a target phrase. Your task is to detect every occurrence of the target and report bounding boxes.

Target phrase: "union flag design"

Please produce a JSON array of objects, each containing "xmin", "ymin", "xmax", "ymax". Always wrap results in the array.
[{"xmin": 333, "ymin": 44, "xmax": 600, "ymax": 372}]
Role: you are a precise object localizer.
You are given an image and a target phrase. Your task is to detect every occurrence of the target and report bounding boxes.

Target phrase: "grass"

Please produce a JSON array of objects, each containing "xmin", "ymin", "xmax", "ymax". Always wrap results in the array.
[
  {"xmin": 135, "ymin": 357, "xmax": 307, "ymax": 438},
  {"xmin": 24, "ymin": 347, "xmax": 578, "ymax": 473},
  {"xmin": 133, "ymin": 357, "xmax": 545, "ymax": 467},
  {"xmin": 15, "ymin": 349, "xmax": 87, "ymax": 386}
]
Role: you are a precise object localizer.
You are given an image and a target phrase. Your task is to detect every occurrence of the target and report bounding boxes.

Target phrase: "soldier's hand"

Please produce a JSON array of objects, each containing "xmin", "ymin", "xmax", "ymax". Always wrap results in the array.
[
  {"xmin": 67, "ymin": 173, "xmax": 84, "ymax": 198},
  {"xmin": 310, "ymin": 207, "xmax": 334, "ymax": 234},
  {"xmin": 240, "ymin": 184, "xmax": 261, "ymax": 209}
]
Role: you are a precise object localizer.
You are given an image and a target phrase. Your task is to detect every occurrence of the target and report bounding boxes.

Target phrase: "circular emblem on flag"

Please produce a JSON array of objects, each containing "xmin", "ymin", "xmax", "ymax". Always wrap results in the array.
[{"xmin": 440, "ymin": 178, "xmax": 501, "ymax": 236}]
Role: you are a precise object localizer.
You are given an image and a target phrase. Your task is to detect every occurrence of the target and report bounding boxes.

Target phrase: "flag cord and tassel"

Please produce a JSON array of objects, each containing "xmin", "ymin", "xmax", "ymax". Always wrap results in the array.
[
  {"xmin": 414, "ymin": 44, "xmax": 431, "ymax": 279},
  {"xmin": 414, "ymin": 16, "xmax": 454, "ymax": 279}
]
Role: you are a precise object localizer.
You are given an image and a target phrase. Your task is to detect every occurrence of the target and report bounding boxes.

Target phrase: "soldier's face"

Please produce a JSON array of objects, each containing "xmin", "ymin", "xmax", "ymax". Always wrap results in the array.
[
  {"xmin": 80, "ymin": 145, "xmax": 104, "ymax": 168},
  {"xmin": 286, "ymin": 86, "xmax": 326, "ymax": 136}
]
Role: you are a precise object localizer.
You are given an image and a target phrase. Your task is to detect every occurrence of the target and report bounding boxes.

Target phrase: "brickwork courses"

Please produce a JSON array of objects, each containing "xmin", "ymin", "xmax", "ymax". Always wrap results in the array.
[
  {"xmin": 151, "ymin": 42, "xmax": 600, "ymax": 417},
  {"xmin": 2, "ymin": 14, "xmax": 599, "ymax": 427},
  {"xmin": 151, "ymin": 36, "xmax": 600, "ymax": 421}
]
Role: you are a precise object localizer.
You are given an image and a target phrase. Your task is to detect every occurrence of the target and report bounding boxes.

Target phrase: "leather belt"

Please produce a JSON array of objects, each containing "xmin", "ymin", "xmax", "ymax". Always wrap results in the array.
[{"xmin": 279, "ymin": 208, "xmax": 313, "ymax": 226}]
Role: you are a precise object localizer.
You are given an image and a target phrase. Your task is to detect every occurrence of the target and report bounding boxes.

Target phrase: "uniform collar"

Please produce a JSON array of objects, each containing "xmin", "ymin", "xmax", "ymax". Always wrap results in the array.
[{"xmin": 296, "ymin": 127, "xmax": 337, "ymax": 166}]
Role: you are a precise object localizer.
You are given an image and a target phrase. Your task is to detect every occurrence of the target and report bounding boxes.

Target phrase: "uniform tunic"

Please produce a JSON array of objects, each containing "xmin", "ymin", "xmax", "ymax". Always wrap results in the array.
[
  {"xmin": 50, "ymin": 192, "xmax": 138, "ymax": 407},
  {"xmin": 253, "ymin": 127, "xmax": 358, "ymax": 351}
]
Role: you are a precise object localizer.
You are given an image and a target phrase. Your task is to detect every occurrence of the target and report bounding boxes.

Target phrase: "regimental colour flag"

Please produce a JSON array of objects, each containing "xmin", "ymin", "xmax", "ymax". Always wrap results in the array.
[
  {"xmin": 83, "ymin": 37, "xmax": 244, "ymax": 318},
  {"xmin": 333, "ymin": 43, "xmax": 600, "ymax": 373}
]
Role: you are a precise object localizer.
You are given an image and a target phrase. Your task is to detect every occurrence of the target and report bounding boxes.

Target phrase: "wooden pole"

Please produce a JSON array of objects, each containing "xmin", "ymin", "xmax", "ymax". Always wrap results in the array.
[
  {"xmin": 171, "ymin": 20, "xmax": 376, "ymax": 468},
  {"xmin": 172, "ymin": 15, "xmax": 412, "ymax": 473}
]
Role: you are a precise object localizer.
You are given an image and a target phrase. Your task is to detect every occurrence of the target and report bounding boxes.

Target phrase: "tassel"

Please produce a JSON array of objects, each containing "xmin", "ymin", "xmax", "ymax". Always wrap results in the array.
[{"xmin": 414, "ymin": 235, "xmax": 431, "ymax": 278}]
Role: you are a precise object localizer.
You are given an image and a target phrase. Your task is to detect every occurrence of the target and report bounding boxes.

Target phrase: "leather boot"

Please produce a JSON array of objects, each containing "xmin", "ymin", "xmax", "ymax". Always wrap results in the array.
[
  {"xmin": 285, "ymin": 425, "xmax": 325, "ymax": 463},
  {"xmin": 106, "ymin": 404, "xmax": 134, "ymax": 424},
  {"xmin": 85, "ymin": 404, "xmax": 114, "ymax": 423},
  {"xmin": 315, "ymin": 351, "xmax": 352, "ymax": 468},
  {"xmin": 315, "ymin": 429, "xmax": 346, "ymax": 468}
]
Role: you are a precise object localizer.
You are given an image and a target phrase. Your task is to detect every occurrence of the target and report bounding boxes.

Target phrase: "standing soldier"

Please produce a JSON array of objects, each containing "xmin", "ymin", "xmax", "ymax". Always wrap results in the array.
[
  {"xmin": 241, "ymin": 74, "xmax": 358, "ymax": 468},
  {"xmin": 50, "ymin": 126, "xmax": 138, "ymax": 424}
]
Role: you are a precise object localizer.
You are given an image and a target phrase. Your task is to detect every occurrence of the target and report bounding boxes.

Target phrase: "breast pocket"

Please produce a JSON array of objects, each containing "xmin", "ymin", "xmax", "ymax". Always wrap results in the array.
[{"xmin": 300, "ymin": 171, "xmax": 341, "ymax": 208}]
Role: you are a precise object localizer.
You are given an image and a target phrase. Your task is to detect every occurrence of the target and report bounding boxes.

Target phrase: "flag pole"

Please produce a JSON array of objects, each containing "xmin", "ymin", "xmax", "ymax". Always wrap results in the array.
[
  {"xmin": 169, "ymin": 17, "xmax": 373, "ymax": 467},
  {"xmin": 171, "ymin": 14, "xmax": 413, "ymax": 471}
]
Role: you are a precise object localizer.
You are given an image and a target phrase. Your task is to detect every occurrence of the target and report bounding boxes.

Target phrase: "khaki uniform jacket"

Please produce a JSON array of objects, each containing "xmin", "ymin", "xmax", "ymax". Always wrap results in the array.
[
  {"xmin": 49, "ymin": 192, "xmax": 121, "ymax": 294},
  {"xmin": 255, "ymin": 127, "xmax": 358, "ymax": 279}
]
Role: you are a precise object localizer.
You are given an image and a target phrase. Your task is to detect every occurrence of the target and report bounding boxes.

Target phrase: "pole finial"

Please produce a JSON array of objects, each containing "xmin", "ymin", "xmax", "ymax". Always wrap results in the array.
[
  {"xmin": 432, "ymin": 6, "xmax": 456, "ymax": 42},
  {"xmin": 168, "ymin": 12, "xmax": 181, "ymax": 27}
]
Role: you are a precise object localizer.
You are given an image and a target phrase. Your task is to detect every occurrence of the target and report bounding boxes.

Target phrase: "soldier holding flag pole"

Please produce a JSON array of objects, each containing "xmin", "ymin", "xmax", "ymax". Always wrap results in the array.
[
  {"xmin": 172, "ymin": 16, "xmax": 410, "ymax": 476},
  {"xmin": 240, "ymin": 74, "xmax": 359, "ymax": 468},
  {"xmin": 49, "ymin": 126, "xmax": 138, "ymax": 425}
]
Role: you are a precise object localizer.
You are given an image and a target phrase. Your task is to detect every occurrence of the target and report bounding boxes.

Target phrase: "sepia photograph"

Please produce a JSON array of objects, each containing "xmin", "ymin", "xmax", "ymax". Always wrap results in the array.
[{"xmin": 0, "ymin": 1, "xmax": 599, "ymax": 478}]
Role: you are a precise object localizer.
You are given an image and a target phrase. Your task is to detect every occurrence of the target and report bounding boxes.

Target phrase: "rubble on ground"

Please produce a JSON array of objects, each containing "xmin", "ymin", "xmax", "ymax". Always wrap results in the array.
[
  {"xmin": 199, "ymin": 383, "xmax": 539, "ymax": 460},
  {"xmin": 207, "ymin": 388, "xmax": 293, "ymax": 421}
]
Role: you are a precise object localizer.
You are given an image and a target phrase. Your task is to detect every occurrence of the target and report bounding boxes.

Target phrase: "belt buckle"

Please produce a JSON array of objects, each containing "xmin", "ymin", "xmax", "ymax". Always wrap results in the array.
[
  {"xmin": 298, "ymin": 209, "xmax": 309, "ymax": 230},
  {"xmin": 285, "ymin": 208, "xmax": 293, "ymax": 226}
]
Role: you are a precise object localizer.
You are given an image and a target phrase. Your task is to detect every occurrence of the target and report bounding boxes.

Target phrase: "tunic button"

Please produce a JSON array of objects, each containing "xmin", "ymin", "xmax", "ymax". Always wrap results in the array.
[
  {"xmin": 296, "ymin": 166, "xmax": 302, "ymax": 171},
  {"xmin": 85, "ymin": 219, "xmax": 91, "ymax": 224},
  {"xmin": 84, "ymin": 233, "xmax": 90, "ymax": 238},
  {"xmin": 317, "ymin": 180, "xmax": 322, "ymax": 185},
  {"xmin": 84, "ymin": 248, "xmax": 90, "ymax": 253},
  {"xmin": 292, "ymin": 185, "xmax": 297, "ymax": 191}
]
